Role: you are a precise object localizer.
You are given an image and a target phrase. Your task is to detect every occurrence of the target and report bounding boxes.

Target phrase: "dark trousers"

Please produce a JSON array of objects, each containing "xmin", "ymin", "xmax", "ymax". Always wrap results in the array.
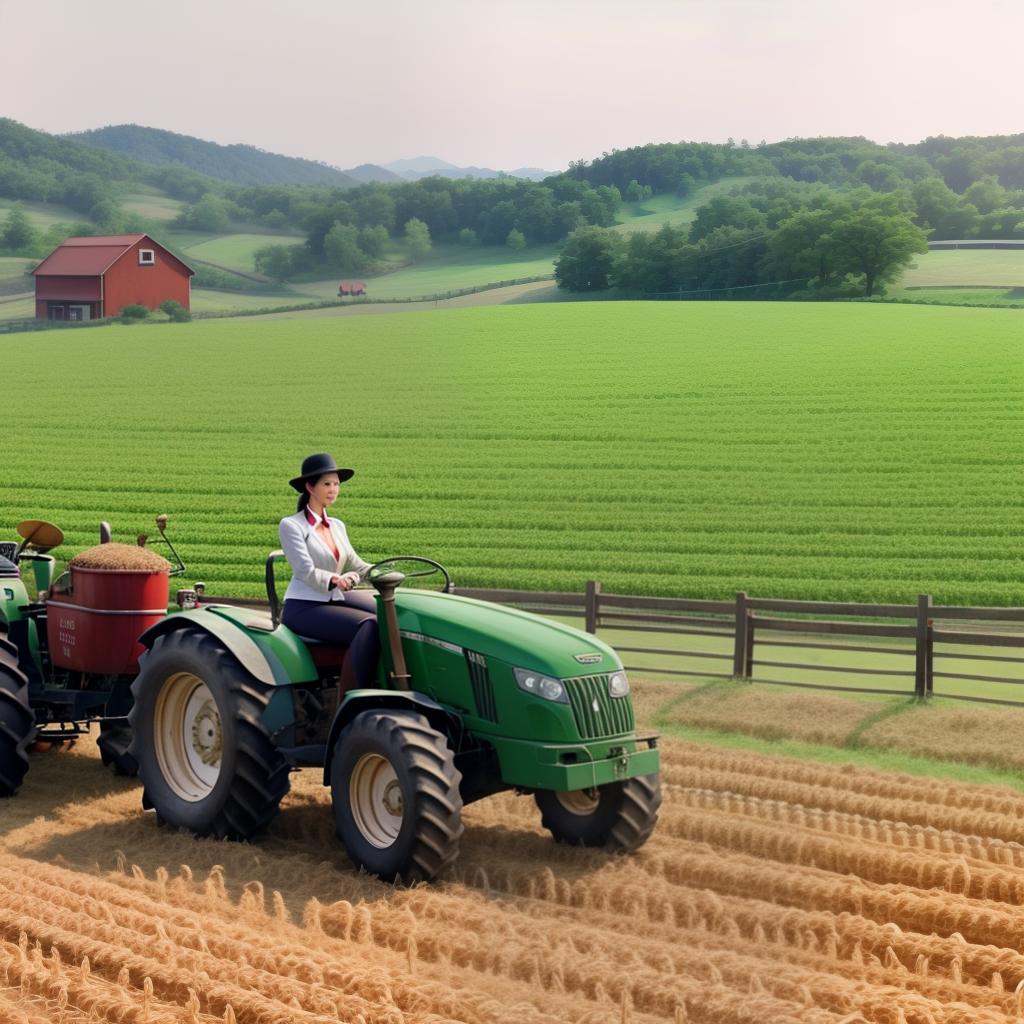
[{"xmin": 282, "ymin": 592, "xmax": 379, "ymax": 689}]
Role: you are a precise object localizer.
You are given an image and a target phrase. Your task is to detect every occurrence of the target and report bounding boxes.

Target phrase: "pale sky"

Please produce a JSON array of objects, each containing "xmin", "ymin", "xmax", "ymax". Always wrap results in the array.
[{"xmin": 2, "ymin": 0, "xmax": 1021, "ymax": 173}]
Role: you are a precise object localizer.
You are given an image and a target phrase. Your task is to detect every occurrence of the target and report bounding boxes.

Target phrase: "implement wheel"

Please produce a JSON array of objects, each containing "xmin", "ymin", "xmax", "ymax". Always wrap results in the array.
[
  {"xmin": 0, "ymin": 639, "xmax": 35, "ymax": 797},
  {"xmin": 129, "ymin": 628, "xmax": 289, "ymax": 839},
  {"xmin": 97, "ymin": 719, "xmax": 138, "ymax": 777},
  {"xmin": 331, "ymin": 710, "xmax": 463, "ymax": 883},
  {"xmin": 535, "ymin": 773, "xmax": 662, "ymax": 853}
]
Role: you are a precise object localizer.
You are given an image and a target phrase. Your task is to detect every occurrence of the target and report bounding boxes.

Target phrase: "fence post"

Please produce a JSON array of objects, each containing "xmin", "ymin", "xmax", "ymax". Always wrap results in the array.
[
  {"xmin": 584, "ymin": 580, "xmax": 601, "ymax": 634},
  {"xmin": 915, "ymin": 593, "xmax": 932, "ymax": 699},
  {"xmin": 744, "ymin": 614, "xmax": 755, "ymax": 677},
  {"xmin": 733, "ymin": 591, "xmax": 749, "ymax": 679}
]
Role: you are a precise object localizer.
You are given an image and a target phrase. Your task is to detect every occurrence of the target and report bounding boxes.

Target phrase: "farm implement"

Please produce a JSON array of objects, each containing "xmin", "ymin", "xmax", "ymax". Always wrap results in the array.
[{"xmin": 0, "ymin": 520, "xmax": 661, "ymax": 882}]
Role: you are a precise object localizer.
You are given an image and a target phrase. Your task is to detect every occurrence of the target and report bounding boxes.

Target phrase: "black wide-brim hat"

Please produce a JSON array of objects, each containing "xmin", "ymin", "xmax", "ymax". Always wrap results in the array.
[{"xmin": 289, "ymin": 452, "xmax": 355, "ymax": 492}]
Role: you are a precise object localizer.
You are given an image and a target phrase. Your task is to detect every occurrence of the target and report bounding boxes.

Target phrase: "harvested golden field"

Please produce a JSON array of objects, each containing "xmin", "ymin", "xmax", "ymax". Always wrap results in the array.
[{"xmin": 5, "ymin": 725, "xmax": 1024, "ymax": 1022}]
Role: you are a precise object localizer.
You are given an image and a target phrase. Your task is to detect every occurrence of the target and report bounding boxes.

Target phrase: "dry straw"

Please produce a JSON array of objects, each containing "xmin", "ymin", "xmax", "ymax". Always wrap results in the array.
[{"xmin": 69, "ymin": 543, "xmax": 170, "ymax": 572}]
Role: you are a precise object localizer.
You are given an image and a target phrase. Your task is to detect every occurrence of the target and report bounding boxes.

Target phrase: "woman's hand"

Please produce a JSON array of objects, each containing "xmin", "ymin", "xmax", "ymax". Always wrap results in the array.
[{"xmin": 331, "ymin": 574, "xmax": 356, "ymax": 591}]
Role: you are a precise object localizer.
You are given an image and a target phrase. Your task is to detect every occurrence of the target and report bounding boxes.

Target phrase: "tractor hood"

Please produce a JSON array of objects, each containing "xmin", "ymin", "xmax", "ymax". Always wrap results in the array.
[{"xmin": 393, "ymin": 589, "xmax": 621, "ymax": 678}]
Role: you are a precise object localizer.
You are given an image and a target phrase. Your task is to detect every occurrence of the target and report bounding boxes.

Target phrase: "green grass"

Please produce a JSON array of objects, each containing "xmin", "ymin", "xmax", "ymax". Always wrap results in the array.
[
  {"xmin": 185, "ymin": 233, "xmax": 305, "ymax": 272},
  {"xmin": 292, "ymin": 243, "xmax": 556, "ymax": 301},
  {"xmin": 0, "ymin": 302, "xmax": 1020, "ymax": 606},
  {"xmin": 899, "ymin": 248, "xmax": 1024, "ymax": 288},
  {"xmin": 189, "ymin": 287, "xmax": 304, "ymax": 313},
  {"xmin": 0, "ymin": 295, "xmax": 34, "ymax": 318},
  {"xmin": 611, "ymin": 177, "xmax": 759, "ymax": 235},
  {"xmin": 886, "ymin": 284, "xmax": 1024, "ymax": 308},
  {"xmin": 0, "ymin": 198, "xmax": 84, "ymax": 231},
  {"xmin": 120, "ymin": 192, "xmax": 184, "ymax": 223}
]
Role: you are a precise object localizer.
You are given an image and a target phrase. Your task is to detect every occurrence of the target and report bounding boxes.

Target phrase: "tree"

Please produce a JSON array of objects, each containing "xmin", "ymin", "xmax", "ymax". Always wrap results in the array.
[
  {"xmin": 323, "ymin": 222, "xmax": 366, "ymax": 272},
  {"xmin": 554, "ymin": 226, "xmax": 621, "ymax": 291},
  {"xmin": 255, "ymin": 244, "xmax": 298, "ymax": 281},
  {"xmin": 506, "ymin": 228, "xmax": 526, "ymax": 251},
  {"xmin": 358, "ymin": 224, "xmax": 389, "ymax": 258},
  {"xmin": 178, "ymin": 193, "xmax": 231, "ymax": 232},
  {"xmin": 0, "ymin": 204, "xmax": 37, "ymax": 252},
  {"xmin": 828, "ymin": 210, "xmax": 928, "ymax": 297},
  {"xmin": 765, "ymin": 207, "xmax": 845, "ymax": 287},
  {"xmin": 458, "ymin": 227, "xmax": 478, "ymax": 246},
  {"xmin": 403, "ymin": 217, "xmax": 431, "ymax": 260}
]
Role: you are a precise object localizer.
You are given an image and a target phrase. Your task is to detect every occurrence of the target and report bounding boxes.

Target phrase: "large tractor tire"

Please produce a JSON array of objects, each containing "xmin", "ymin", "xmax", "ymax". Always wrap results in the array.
[
  {"xmin": 128, "ymin": 628, "xmax": 290, "ymax": 840},
  {"xmin": 0, "ymin": 639, "xmax": 35, "ymax": 797},
  {"xmin": 330, "ymin": 710, "xmax": 463, "ymax": 883},
  {"xmin": 534, "ymin": 773, "xmax": 662, "ymax": 853},
  {"xmin": 97, "ymin": 719, "xmax": 138, "ymax": 777}
]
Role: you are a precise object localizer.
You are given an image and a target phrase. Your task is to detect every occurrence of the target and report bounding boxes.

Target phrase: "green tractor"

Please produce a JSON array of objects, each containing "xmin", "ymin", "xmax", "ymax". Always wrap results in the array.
[
  {"xmin": 2, "ymin": 520, "xmax": 661, "ymax": 882},
  {"xmin": 128, "ymin": 553, "xmax": 661, "ymax": 881}
]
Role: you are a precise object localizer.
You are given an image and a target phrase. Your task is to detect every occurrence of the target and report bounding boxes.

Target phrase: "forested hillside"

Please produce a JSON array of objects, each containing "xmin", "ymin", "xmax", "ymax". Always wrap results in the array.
[
  {"xmin": 67, "ymin": 124, "xmax": 359, "ymax": 187},
  {"xmin": 555, "ymin": 136, "xmax": 1024, "ymax": 299}
]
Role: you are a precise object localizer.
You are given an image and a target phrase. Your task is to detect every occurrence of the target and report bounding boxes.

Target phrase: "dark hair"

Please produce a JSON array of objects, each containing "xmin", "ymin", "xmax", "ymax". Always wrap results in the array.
[{"xmin": 295, "ymin": 474, "xmax": 333, "ymax": 513}]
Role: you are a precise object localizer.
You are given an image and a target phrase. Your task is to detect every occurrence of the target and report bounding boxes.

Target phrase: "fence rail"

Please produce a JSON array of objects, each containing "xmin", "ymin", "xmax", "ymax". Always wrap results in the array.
[{"xmin": 201, "ymin": 582, "xmax": 1024, "ymax": 709}]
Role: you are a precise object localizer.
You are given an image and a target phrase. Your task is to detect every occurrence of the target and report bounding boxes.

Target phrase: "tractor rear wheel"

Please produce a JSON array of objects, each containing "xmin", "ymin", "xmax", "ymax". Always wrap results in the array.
[
  {"xmin": 97, "ymin": 719, "xmax": 138, "ymax": 777},
  {"xmin": 129, "ymin": 628, "xmax": 289, "ymax": 840},
  {"xmin": 0, "ymin": 639, "xmax": 35, "ymax": 797},
  {"xmin": 534, "ymin": 773, "xmax": 661, "ymax": 853},
  {"xmin": 331, "ymin": 710, "xmax": 463, "ymax": 883}
]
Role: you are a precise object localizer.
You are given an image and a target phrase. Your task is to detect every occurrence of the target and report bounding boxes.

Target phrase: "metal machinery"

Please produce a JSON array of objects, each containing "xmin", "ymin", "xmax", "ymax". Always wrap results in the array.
[{"xmin": 1, "ymin": 522, "xmax": 661, "ymax": 882}]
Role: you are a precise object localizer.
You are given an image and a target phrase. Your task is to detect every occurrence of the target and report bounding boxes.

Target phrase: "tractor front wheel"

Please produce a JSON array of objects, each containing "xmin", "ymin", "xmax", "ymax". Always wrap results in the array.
[
  {"xmin": 331, "ymin": 711, "xmax": 463, "ymax": 883},
  {"xmin": 0, "ymin": 640, "xmax": 35, "ymax": 797},
  {"xmin": 534, "ymin": 773, "xmax": 662, "ymax": 853},
  {"xmin": 129, "ymin": 629, "xmax": 289, "ymax": 839}
]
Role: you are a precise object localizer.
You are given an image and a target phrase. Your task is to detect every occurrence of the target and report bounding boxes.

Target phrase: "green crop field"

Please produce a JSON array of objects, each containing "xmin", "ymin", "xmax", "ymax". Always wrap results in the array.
[{"xmin": 1, "ymin": 302, "xmax": 1021, "ymax": 607}]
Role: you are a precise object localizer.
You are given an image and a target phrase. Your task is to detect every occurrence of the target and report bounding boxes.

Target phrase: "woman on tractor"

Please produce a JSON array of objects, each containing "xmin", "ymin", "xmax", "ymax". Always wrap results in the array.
[{"xmin": 279, "ymin": 453, "xmax": 378, "ymax": 689}]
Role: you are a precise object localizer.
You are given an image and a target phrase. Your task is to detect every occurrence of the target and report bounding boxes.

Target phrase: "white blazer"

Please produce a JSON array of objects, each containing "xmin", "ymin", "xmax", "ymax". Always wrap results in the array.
[{"xmin": 278, "ymin": 510, "xmax": 373, "ymax": 603}]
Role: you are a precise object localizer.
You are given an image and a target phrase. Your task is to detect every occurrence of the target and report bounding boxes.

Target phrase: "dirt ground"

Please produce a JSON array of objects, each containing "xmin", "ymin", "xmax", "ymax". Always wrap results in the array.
[{"xmin": 4, "ymin": 710, "xmax": 1024, "ymax": 1022}]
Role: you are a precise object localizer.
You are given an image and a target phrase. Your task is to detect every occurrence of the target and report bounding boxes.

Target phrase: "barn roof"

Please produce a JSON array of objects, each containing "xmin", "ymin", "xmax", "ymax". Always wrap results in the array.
[{"xmin": 32, "ymin": 235, "xmax": 194, "ymax": 277}]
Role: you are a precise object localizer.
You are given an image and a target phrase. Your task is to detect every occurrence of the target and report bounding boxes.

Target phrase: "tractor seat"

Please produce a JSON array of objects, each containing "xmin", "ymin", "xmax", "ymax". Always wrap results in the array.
[{"xmin": 295, "ymin": 635, "xmax": 349, "ymax": 669}]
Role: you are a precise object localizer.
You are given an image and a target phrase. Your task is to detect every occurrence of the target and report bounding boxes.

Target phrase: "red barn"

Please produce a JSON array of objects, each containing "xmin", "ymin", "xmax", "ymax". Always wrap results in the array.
[
  {"xmin": 338, "ymin": 280, "xmax": 367, "ymax": 297},
  {"xmin": 32, "ymin": 234, "xmax": 194, "ymax": 321}
]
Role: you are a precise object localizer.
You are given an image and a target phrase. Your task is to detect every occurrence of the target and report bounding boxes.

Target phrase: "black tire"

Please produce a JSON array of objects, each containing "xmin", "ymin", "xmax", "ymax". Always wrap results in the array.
[
  {"xmin": 331, "ymin": 711, "xmax": 463, "ymax": 883},
  {"xmin": 128, "ymin": 628, "xmax": 290, "ymax": 840},
  {"xmin": 97, "ymin": 719, "xmax": 138, "ymax": 777},
  {"xmin": 535, "ymin": 773, "xmax": 662, "ymax": 853},
  {"xmin": 0, "ymin": 640, "xmax": 35, "ymax": 797}
]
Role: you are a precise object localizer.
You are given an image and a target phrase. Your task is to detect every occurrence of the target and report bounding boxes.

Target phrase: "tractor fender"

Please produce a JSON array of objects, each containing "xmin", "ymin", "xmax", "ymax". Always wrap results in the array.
[
  {"xmin": 322, "ymin": 689, "xmax": 454, "ymax": 784},
  {"xmin": 137, "ymin": 609, "xmax": 277, "ymax": 687}
]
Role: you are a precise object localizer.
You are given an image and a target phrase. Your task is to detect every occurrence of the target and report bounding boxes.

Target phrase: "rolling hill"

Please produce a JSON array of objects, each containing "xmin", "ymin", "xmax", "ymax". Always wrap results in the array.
[{"xmin": 67, "ymin": 124, "xmax": 359, "ymax": 187}]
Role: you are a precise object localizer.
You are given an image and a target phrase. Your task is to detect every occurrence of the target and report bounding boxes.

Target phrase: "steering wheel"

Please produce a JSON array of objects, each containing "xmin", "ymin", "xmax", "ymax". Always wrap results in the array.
[{"xmin": 368, "ymin": 556, "xmax": 453, "ymax": 593}]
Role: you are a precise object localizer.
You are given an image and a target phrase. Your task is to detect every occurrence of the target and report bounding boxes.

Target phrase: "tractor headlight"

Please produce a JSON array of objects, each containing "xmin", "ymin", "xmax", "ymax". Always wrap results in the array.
[
  {"xmin": 514, "ymin": 668, "xmax": 568, "ymax": 704},
  {"xmin": 608, "ymin": 671, "xmax": 630, "ymax": 698}
]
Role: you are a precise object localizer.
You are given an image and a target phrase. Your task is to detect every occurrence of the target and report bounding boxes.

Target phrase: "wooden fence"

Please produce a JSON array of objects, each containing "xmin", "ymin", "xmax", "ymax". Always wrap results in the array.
[{"xmin": 203, "ymin": 582, "xmax": 1024, "ymax": 708}]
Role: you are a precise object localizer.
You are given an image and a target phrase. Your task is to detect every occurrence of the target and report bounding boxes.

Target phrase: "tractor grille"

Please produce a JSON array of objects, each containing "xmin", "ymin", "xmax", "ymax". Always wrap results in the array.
[
  {"xmin": 466, "ymin": 650, "xmax": 498, "ymax": 722},
  {"xmin": 566, "ymin": 674, "xmax": 634, "ymax": 739}
]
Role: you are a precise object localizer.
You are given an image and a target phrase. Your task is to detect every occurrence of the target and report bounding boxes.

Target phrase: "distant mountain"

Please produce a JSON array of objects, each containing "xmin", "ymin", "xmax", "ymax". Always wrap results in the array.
[
  {"xmin": 343, "ymin": 163, "xmax": 402, "ymax": 184},
  {"xmin": 384, "ymin": 156, "xmax": 459, "ymax": 175},
  {"xmin": 383, "ymin": 155, "xmax": 557, "ymax": 182},
  {"xmin": 66, "ymin": 124, "xmax": 359, "ymax": 187}
]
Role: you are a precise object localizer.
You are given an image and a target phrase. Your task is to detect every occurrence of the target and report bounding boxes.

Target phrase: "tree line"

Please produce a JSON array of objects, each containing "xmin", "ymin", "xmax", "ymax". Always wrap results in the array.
[{"xmin": 555, "ymin": 183, "xmax": 930, "ymax": 298}]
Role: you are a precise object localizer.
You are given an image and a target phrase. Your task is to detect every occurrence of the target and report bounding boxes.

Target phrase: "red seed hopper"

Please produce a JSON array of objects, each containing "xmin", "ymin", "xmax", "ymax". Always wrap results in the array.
[{"xmin": 47, "ymin": 543, "xmax": 171, "ymax": 674}]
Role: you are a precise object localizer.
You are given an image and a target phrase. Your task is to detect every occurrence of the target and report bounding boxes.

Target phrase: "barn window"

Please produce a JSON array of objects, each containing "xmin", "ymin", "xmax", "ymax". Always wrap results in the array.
[{"xmin": 139, "ymin": 249, "xmax": 155, "ymax": 265}]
